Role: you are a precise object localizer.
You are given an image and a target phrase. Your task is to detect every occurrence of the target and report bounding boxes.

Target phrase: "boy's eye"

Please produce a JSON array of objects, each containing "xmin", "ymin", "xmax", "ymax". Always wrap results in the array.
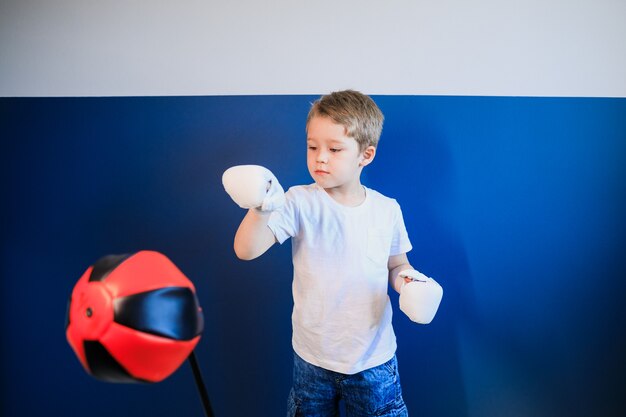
[
  {"xmin": 330, "ymin": 148, "xmax": 341, "ymax": 153},
  {"xmin": 308, "ymin": 146, "xmax": 317, "ymax": 150}
]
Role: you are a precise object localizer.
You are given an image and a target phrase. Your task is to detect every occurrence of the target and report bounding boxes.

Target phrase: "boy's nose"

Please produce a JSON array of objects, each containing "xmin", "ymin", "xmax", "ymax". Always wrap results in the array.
[{"xmin": 316, "ymin": 151, "xmax": 328, "ymax": 163}]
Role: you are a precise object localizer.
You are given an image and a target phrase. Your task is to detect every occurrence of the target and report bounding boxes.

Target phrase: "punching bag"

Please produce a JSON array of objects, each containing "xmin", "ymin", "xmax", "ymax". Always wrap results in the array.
[{"xmin": 66, "ymin": 251, "xmax": 204, "ymax": 383}]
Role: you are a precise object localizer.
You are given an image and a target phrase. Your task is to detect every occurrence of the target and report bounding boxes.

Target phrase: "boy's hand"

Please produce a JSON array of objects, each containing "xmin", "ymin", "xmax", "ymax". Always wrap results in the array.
[
  {"xmin": 398, "ymin": 269, "xmax": 443, "ymax": 324},
  {"xmin": 222, "ymin": 165, "xmax": 285, "ymax": 212}
]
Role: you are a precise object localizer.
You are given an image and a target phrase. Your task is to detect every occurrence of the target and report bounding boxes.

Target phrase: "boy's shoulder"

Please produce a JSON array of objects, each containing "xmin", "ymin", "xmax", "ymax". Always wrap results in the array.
[
  {"xmin": 285, "ymin": 184, "xmax": 400, "ymax": 207},
  {"xmin": 284, "ymin": 184, "xmax": 402, "ymax": 215},
  {"xmin": 286, "ymin": 183, "xmax": 317, "ymax": 196},
  {"xmin": 283, "ymin": 184, "xmax": 320, "ymax": 207},
  {"xmin": 364, "ymin": 186, "xmax": 399, "ymax": 206}
]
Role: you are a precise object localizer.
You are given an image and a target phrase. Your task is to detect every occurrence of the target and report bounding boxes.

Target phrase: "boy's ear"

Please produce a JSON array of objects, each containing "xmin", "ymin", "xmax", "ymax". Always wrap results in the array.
[{"xmin": 359, "ymin": 146, "xmax": 376, "ymax": 167}]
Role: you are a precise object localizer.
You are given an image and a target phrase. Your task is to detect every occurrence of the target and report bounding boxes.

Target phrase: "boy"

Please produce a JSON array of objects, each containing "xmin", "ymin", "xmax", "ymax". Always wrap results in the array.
[{"xmin": 222, "ymin": 90, "xmax": 442, "ymax": 416}]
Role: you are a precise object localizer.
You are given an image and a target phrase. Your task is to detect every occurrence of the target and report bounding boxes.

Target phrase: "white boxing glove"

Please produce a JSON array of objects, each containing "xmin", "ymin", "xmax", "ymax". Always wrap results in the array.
[
  {"xmin": 398, "ymin": 269, "xmax": 443, "ymax": 324},
  {"xmin": 222, "ymin": 165, "xmax": 285, "ymax": 212}
]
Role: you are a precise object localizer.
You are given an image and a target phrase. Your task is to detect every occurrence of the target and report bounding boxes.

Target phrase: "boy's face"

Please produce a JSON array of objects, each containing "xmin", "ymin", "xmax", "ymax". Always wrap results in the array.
[{"xmin": 306, "ymin": 116, "xmax": 374, "ymax": 191}]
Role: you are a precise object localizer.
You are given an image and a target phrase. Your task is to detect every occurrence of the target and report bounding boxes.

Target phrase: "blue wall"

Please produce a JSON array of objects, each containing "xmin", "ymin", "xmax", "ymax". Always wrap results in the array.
[{"xmin": 1, "ymin": 96, "xmax": 625, "ymax": 416}]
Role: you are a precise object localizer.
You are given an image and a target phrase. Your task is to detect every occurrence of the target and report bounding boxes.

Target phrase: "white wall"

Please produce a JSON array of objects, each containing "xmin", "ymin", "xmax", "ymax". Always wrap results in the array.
[{"xmin": 1, "ymin": 0, "xmax": 624, "ymax": 97}]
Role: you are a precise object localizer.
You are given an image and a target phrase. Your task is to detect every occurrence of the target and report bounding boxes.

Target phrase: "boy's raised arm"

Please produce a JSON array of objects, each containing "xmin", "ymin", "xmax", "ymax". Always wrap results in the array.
[
  {"xmin": 234, "ymin": 209, "xmax": 277, "ymax": 260},
  {"xmin": 222, "ymin": 165, "xmax": 284, "ymax": 260}
]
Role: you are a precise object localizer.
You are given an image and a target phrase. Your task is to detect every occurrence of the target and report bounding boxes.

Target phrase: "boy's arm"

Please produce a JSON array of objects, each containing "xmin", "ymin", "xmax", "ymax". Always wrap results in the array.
[
  {"xmin": 389, "ymin": 253, "xmax": 444, "ymax": 324},
  {"xmin": 234, "ymin": 209, "xmax": 277, "ymax": 260},
  {"xmin": 388, "ymin": 253, "xmax": 413, "ymax": 294},
  {"xmin": 222, "ymin": 165, "xmax": 284, "ymax": 260}
]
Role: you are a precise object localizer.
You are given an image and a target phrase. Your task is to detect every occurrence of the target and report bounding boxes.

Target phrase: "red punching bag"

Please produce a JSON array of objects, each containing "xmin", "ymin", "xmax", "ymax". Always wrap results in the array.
[{"xmin": 66, "ymin": 251, "xmax": 204, "ymax": 383}]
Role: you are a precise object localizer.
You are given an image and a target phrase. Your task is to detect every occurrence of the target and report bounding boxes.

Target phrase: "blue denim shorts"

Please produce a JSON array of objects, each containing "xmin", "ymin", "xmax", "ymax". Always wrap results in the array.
[{"xmin": 287, "ymin": 353, "xmax": 408, "ymax": 416}]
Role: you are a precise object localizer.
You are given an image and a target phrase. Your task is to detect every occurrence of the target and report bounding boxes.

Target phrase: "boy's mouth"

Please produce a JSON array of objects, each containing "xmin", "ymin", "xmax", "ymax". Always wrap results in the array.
[{"xmin": 314, "ymin": 170, "xmax": 329, "ymax": 175}]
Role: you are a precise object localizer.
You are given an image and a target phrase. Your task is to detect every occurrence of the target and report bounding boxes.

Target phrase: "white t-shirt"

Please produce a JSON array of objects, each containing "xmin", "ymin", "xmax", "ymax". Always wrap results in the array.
[{"xmin": 268, "ymin": 183, "xmax": 412, "ymax": 374}]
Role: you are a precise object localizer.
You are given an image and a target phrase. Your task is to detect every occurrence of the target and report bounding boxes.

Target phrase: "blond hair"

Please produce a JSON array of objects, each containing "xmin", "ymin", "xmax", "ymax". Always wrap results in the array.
[{"xmin": 306, "ymin": 90, "xmax": 384, "ymax": 150}]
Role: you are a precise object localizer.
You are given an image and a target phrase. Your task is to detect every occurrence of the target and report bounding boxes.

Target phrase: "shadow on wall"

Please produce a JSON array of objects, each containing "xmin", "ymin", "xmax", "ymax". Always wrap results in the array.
[{"xmin": 373, "ymin": 96, "xmax": 474, "ymax": 416}]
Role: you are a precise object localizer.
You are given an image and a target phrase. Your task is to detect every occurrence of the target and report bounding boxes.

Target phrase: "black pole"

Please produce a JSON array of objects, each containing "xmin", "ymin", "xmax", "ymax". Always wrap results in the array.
[{"xmin": 188, "ymin": 351, "xmax": 215, "ymax": 417}]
